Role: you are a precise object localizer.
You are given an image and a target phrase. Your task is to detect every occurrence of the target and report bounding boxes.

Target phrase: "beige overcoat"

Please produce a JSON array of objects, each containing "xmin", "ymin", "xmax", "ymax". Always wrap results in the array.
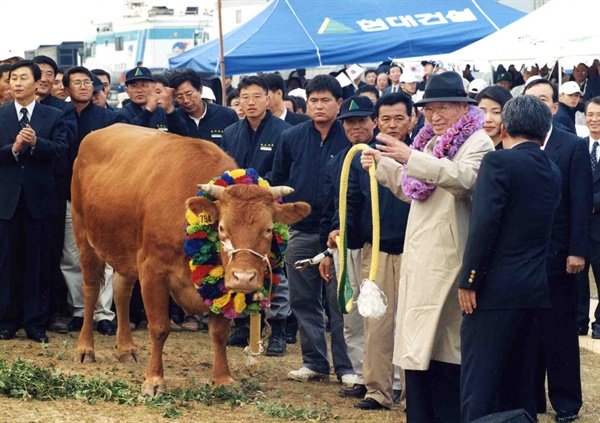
[{"xmin": 375, "ymin": 128, "xmax": 493, "ymax": 370}]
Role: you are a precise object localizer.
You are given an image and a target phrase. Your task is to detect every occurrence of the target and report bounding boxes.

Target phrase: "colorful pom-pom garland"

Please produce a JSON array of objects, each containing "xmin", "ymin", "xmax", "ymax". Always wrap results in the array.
[{"xmin": 184, "ymin": 168, "xmax": 288, "ymax": 319}]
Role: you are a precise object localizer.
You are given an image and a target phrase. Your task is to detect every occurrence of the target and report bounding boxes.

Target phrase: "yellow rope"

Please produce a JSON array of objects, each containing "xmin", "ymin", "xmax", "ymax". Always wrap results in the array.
[{"xmin": 337, "ymin": 144, "xmax": 379, "ymax": 313}]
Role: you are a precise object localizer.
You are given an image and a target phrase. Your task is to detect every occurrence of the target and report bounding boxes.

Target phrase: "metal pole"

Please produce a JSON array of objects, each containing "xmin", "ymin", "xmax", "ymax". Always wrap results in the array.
[{"xmin": 218, "ymin": 0, "xmax": 227, "ymax": 105}]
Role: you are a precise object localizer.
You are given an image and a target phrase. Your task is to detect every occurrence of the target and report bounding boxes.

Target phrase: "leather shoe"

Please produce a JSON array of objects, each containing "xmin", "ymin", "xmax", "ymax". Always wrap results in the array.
[
  {"xmin": 578, "ymin": 326, "xmax": 588, "ymax": 336},
  {"xmin": 266, "ymin": 319, "xmax": 287, "ymax": 357},
  {"xmin": 393, "ymin": 389, "xmax": 402, "ymax": 403},
  {"xmin": 68, "ymin": 316, "xmax": 83, "ymax": 331},
  {"xmin": 592, "ymin": 326, "xmax": 600, "ymax": 339},
  {"xmin": 339, "ymin": 384, "xmax": 367, "ymax": 398},
  {"xmin": 285, "ymin": 334, "xmax": 297, "ymax": 344},
  {"xmin": 0, "ymin": 330, "xmax": 15, "ymax": 340},
  {"xmin": 97, "ymin": 320, "xmax": 115, "ymax": 335},
  {"xmin": 354, "ymin": 397, "xmax": 388, "ymax": 410},
  {"xmin": 556, "ymin": 414, "xmax": 578, "ymax": 422},
  {"xmin": 27, "ymin": 332, "xmax": 49, "ymax": 343}
]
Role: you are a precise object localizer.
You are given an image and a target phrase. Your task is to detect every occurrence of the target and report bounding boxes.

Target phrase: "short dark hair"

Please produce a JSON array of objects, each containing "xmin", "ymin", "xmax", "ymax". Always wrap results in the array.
[
  {"xmin": 585, "ymin": 96, "xmax": 600, "ymax": 113},
  {"xmin": 283, "ymin": 95, "xmax": 297, "ymax": 112},
  {"xmin": 237, "ymin": 75, "xmax": 269, "ymax": 94},
  {"xmin": 91, "ymin": 68, "xmax": 111, "ymax": 84},
  {"xmin": 32, "ymin": 55, "xmax": 58, "ymax": 75},
  {"xmin": 56, "ymin": 67, "xmax": 65, "ymax": 75},
  {"xmin": 168, "ymin": 68, "xmax": 202, "ymax": 91},
  {"xmin": 365, "ymin": 69, "xmax": 377, "ymax": 78},
  {"xmin": 475, "ymin": 85, "xmax": 513, "ymax": 109},
  {"xmin": 524, "ymin": 78, "xmax": 558, "ymax": 103},
  {"xmin": 375, "ymin": 92, "xmax": 413, "ymax": 118},
  {"xmin": 10, "ymin": 60, "xmax": 41, "ymax": 81},
  {"xmin": 355, "ymin": 84, "xmax": 379, "ymax": 100},
  {"xmin": 152, "ymin": 73, "xmax": 169, "ymax": 87},
  {"xmin": 62, "ymin": 66, "xmax": 94, "ymax": 88},
  {"xmin": 502, "ymin": 95, "xmax": 552, "ymax": 143},
  {"xmin": 305, "ymin": 74, "xmax": 342, "ymax": 100},
  {"xmin": 0, "ymin": 63, "xmax": 11, "ymax": 79},
  {"xmin": 226, "ymin": 88, "xmax": 240, "ymax": 106},
  {"xmin": 289, "ymin": 95, "xmax": 305, "ymax": 113},
  {"xmin": 263, "ymin": 73, "xmax": 286, "ymax": 94}
]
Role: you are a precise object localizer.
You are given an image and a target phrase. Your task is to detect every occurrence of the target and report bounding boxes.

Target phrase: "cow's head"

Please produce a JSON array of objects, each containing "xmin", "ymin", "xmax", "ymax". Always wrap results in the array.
[{"xmin": 186, "ymin": 184, "xmax": 310, "ymax": 294}]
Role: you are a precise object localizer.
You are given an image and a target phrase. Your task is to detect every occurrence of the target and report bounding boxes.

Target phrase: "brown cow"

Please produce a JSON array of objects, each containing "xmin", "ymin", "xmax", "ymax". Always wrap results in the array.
[{"xmin": 71, "ymin": 124, "xmax": 310, "ymax": 395}]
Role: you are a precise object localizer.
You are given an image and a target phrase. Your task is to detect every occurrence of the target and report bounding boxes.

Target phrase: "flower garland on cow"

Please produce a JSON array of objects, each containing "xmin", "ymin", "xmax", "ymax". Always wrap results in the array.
[{"xmin": 183, "ymin": 168, "xmax": 288, "ymax": 319}]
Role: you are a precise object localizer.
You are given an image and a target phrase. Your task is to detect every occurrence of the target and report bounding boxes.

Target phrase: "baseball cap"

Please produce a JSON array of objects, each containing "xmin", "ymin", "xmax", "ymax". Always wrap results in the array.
[
  {"xmin": 91, "ymin": 74, "xmax": 105, "ymax": 92},
  {"xmin": 201, "ymin": 86, "xmax": 216, "ymax": 101},
  {"xmin": 559, "ymin": 81, "xmax": 583, "ymax": 95},
  {"xmin": 338, "ymin": 95, "xmax": 374, "ymax": 120},
  {"xmin": 496, "ymin": 72, "xmax": 512, "ymax": 83},
  {"xmin": 421, "ymin": 60, "xmax": 437, "ymax": 67},
  {"xmin": 468, "ymin": 79, "xmax": 489, "ymax": 94},
  {"xmin": 400, "ymin": 72, "xmax": 418, "ymax": 83},
  {"xmin": 125, "ymin": 66, "xmax": 154, "ymax": 84}
]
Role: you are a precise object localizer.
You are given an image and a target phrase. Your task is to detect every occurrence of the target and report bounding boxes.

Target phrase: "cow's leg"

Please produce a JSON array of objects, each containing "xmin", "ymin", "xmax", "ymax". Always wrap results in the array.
[
  {"xmin": 209, "ymin": 312, "xmax": 234, "ymax": 386},
  {"xmin": 139, "ymin": 269, "xmax": 170, "ymax": 396},
  {"xmin": 75, "ymin": 241, "xmax": 104, "ymax": 364},
  {"xmin": 170, "ymin": 281, "xmax": 209, "ymax": 316},
  {"xmin": 112, "ymin": 273, "xmax": 139, "ymax": 363}
]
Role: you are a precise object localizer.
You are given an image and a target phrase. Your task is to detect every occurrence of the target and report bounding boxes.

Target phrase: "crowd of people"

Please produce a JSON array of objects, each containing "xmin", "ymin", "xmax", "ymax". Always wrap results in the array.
[{"xmin": 1, "ymin": 52, "xmax": 600, "ymax": 423}]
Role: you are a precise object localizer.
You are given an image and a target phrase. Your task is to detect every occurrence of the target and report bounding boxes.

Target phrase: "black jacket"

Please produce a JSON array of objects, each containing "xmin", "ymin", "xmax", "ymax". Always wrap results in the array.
[
  {"xmin": 320, "ymin": 145, "xmax": 363, "ymax": 251},
  {"xmin": 117, "ymin": 102, "xmax": 188, "ymax": 136},
  {"xmin": 585, "ymin": 136, "xmax": 600, "ymax": 242},
  {"xmin": 0, "ymin": 101, "xmax": 68, "ymax": 220},
  {"xmin": 175, "ymin": 102, "xmax": 238, "ymax": 145},
  {"xmin": 284, "ymin": 110, "xmax": 311, "ymax": 126},
  {"xmin": 459, "ymin": 142, "xmax": 561, "ymax": 309},
  {"xmin": 220, "ymin": 110, "xmax": 291, "ymax": 177},
  {"xmin": 544, "ymin": 127, "xmax": 593, "ymax": 276},
  {"xmin": 553, "ymin": 103, "xmax": 577, "ymax": 135},
  {"xmin": 346, "ymin": 141, "xmax": 410, "ymax": 255},
  {"xmin": 271, "ymin": 119, "xmax": 349, "ymax": 233}
]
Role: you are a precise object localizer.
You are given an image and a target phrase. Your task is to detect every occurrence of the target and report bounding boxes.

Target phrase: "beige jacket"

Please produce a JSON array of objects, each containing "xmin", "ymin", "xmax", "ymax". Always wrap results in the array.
[{"xmin": 375, "ymin": 128, "xmax": 493, "ymax": 370}]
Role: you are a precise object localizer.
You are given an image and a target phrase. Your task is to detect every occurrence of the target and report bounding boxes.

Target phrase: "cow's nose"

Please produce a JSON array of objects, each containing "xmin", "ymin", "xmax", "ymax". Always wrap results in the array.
[{"xmin": 232, "ymin": 271, "xmax": 258, "ymax": 287}]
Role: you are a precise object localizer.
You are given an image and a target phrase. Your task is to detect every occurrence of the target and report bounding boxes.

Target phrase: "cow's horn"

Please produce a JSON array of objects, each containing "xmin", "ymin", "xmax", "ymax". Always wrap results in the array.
[
  {"xmin": 197, "ymin": 184, "xmax": 225, "ymax": 199},
  {"xmin": 268, "ymin": 186, "xmax": 294, "ymax": 199}
]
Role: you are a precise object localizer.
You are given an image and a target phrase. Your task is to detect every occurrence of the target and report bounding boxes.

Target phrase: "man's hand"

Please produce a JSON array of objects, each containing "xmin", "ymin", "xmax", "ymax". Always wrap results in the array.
[
  {"xmin": 375, "ymin": 132, "xmax": 412, "ymax": 164},
  {"xmin": 319, "ymin": 256, "xmax": 333, "ymax": 282},
  {"xmin": 16, "ymin": 124, "xmax": 36, "ymax": 148},
  {"xmin": 360, "ymin": 148, "xmax": 381, "ymax": 171},
  {"xmin": 157, "ymin": 87, "xmax": 175, "ymax": 114},
  {"xmin": 12, "ymin": 137, "xmax": 25, "ymax": 154},
  {"xmin": 327, "ymin": 230, "xmax": 340, "ymax": 249},
  {"xmin": 458, "ymin": 288, "xmax": 477, "ymax": 314},
  {"xmin": 145, "ymin": 92, "xmax": 158, "ymax": 113},
  {"xmin": 566, "ymin": 255, "xmax": 585, "ymax": 274}
]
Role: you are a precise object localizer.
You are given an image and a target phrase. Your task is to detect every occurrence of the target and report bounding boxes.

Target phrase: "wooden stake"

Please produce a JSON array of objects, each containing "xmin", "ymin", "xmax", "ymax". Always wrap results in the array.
[
  {"xmin": 249, "ymin": 314, "xmax": 261, "ymax": 372},
  {"xmin": 217, "ymin": 0, "xmax": 227, "ymax": 105}
]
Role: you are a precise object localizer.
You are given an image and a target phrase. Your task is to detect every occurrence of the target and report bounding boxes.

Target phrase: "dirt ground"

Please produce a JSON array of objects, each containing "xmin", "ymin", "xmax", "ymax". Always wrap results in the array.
[{"xmin": 0, "ymin": 325, "xmax": 599, "ymax": 423}]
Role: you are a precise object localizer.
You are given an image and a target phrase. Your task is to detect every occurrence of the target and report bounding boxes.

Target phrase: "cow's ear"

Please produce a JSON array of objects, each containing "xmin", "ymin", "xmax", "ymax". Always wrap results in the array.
[
  {"xmin": 186, "ymin": 197, "xmax": 220, "ymax": 223},
  {"xmin": 273, "ymin": 201, "xmax": 311, "ymax": 225}
]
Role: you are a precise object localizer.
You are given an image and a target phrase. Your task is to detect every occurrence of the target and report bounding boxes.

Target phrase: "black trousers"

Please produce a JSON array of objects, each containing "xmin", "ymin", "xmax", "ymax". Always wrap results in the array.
[
  {"xmin": 0, "ymin": 195, "xmax": 51, "ymax": 333},
  {"xmin": 534, "ymin": 273, "xmax": 582, "ymax": 418},
  {"xmin": 405, "ymin": 360, "xmax": 461, "ymax": 423},
  {"xmin": 48, "ymin": 198, "xmax": 69, "ymax": 320},
  {"xmin": 460, "ymin": 309, "xmax": 539, "ymax": 423},
  {"xmin": 576, "ymin": 237, "xmax": 600, "ymax": 329}
]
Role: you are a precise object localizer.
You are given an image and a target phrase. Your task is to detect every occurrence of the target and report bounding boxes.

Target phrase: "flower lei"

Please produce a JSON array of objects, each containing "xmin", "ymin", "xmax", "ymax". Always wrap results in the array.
[
  {"xmin": 401, "ymin": 105, "xmax": 485, "ymax": 201},
  {"xmin": 183, "ymin": 168, "xmax": 288, "ymax": 319}
]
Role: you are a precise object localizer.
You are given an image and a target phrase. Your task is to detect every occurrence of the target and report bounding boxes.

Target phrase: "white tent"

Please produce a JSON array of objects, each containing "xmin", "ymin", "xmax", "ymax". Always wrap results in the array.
[{"xmin": 395, "ymin": 0, "xmax": 599, "ymax": 70}]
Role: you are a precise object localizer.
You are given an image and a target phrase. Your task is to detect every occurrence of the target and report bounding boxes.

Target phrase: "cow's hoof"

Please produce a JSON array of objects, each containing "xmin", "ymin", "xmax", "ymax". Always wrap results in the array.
[
  {"xmin": 141, "ymin": 382, "xmax": 167, "ymax": 397},
  {"xmin": 211, "ymin": 376, "xmax": 235, "ymax": 387},
  {"xmin": 117, "ymin": 351, "xmax": 140, "ymax": 364},
  {"xmin": 75, "ymin": 352, "xmax": 96, "ymax": 364}
]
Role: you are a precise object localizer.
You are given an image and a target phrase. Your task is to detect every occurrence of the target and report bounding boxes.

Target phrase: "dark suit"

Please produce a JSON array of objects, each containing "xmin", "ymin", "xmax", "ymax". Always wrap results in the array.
[
  {"xmin": 284, "ymin": 110, "xmax": 310, "ymax": 126},
  {"xmin": 534, "ymin": 127, "xmax": 592, "ymax": 419},
  {"xmin": 382, "ymin": 85, "xmax": 401, "ymax": 95},
  {"xmin": 0, "ymin": 101, "xmax": 68, "ymax": 334},
  {"xmin": 577, "ymin": 136, "xmax": 600, "ymax": 332},
  {"xmin": 459, "ymin": 142, "xmax": 561, "ymax": 422}
]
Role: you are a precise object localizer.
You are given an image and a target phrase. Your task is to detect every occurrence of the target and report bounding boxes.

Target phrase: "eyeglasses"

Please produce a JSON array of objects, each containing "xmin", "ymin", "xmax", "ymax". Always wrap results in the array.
[
  {"xmin": 71, "ymin": 80, "xmax": 92, "ymax": 88},
  {"xmin": 175, "ymin": 91, "xmax": 197, "ymax": 102},
  {"xmin": 128, "ymin": 82, "xmax": 153, "ymax": 91},
  {"xmin": 421, "ymin": 103, "xmax": 457, "ymax": 117},
  {"xmin": 240, "ymin": 94, "xmax": 266, "ymax": 102},
  {"xmin": 586, "ymin": 112, "xmax": 600, "ymax": 120}
]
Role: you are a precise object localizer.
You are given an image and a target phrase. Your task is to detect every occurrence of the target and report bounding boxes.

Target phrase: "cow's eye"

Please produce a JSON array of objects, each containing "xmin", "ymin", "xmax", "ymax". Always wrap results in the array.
[
  {"xmin": 266, "ymin": 227, "xmax": 273, "ymax": 234},
  {"xmin": 219, "ymin": 225, "xmax": 225, "ymax": 232}
]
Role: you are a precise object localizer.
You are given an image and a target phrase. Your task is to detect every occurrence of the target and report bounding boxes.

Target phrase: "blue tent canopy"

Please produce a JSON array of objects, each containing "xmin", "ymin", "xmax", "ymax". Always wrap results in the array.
[{"xmin": 170, "ymin": 0, "xmax": 525, "ymax": 75}]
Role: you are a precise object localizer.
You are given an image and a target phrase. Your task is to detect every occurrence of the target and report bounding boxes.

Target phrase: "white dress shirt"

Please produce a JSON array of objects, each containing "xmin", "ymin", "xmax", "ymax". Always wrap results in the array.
[{"xmin": 12, "ymin": 100, "xmax": 36, "ymax": 160}]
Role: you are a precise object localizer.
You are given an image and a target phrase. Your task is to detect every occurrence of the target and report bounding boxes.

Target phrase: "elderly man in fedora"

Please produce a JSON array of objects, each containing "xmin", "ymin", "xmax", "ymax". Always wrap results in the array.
[{"xmin": 361, "ymin": 71, "xmax": 494, "ymax": 422}]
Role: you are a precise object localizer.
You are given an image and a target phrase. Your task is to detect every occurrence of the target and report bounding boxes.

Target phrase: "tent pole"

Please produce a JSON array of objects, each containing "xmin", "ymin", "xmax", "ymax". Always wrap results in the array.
[{"xmin": 218, "ymin": 0, "xmax": 227, "ymax": 105}]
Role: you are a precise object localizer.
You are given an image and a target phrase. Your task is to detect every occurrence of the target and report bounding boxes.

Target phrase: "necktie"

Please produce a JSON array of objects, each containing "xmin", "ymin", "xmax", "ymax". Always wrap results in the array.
[
  {"xmin": 591, "ymin": 141, "xmax": 599, "ymax": 174},
  {"xmin": 19, "ymin": 108, "xmax": 29, "ymax": 128}
]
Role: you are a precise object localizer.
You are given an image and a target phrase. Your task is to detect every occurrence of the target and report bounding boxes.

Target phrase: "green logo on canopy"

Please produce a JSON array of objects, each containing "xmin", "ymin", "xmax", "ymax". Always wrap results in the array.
[
  {"xmin": 349, "ymin": 100, "xmax": 359, "ymax": 110},
  {"xmin": 135, "ymin": 68, "xmax": 143, "ymax": 76},
  {"xmin": 318, "ymin": 18, "xmax": 355, "ymax": 35}
]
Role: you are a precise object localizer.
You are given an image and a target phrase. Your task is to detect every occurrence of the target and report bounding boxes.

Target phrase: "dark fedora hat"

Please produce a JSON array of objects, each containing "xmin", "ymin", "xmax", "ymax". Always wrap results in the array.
[{"xmin": 414, "ymin": 71, "xmax": 477, "ymax": 106}]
